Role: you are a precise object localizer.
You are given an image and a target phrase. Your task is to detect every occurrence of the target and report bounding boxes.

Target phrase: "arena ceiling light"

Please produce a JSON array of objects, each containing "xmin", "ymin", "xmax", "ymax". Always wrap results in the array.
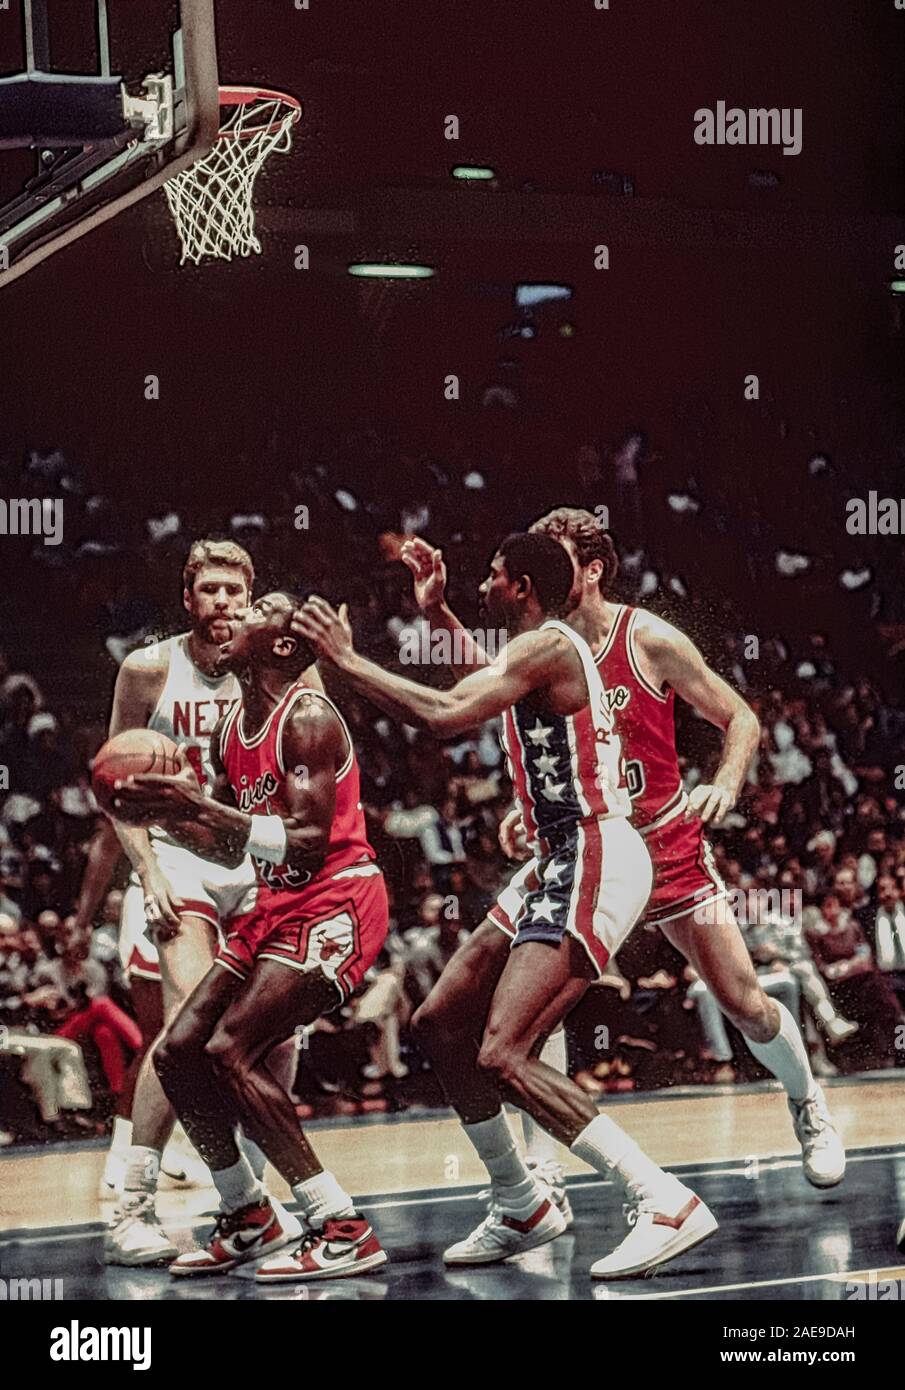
[
  {"xmin": 347, "ymin": 263, "xmax": 435, "ymax": 278},
  {"xmin": 515, "ymin": 283, "xmax": 573, "ymax": 307},
  {"xmin": 451, "ymin": 165, "xmax": 496, "ymax": 180}
]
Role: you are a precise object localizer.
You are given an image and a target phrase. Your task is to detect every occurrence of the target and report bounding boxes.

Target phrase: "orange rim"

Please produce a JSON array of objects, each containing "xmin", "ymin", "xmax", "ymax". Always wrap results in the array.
[{"xmin": 216, "ymin": 86, "xmax": 302, "ymax": 141}]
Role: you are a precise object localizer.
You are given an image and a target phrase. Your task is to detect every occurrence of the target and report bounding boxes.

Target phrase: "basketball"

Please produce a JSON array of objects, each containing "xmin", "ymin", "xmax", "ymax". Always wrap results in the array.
[{"xmin": 91, "ymin": 729, "xmax": 185, "ymax": 813}]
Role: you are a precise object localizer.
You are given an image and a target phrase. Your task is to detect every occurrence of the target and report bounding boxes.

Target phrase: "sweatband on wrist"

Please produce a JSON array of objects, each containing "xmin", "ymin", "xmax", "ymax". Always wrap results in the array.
[{"xmin": 245, "ymin": 815, "xmax": 288, "ymax": 864}]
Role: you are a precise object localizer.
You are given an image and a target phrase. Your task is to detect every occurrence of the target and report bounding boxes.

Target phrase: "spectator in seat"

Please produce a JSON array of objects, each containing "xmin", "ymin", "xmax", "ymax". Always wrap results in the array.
[
  {"xmin": 805, "ymin": 892, "xmax": 903, "ymax": 1070},
  {"xmin": 873, "ymin": 875, "xmax": 905, "ymax": 1010},
  {"xmin": 36, "ymin": 926, "xmax": 142, "ymax": 1102},
  {"xmin": 0, "ymin": 914, "xmax": 94, "ymax": 1132}
]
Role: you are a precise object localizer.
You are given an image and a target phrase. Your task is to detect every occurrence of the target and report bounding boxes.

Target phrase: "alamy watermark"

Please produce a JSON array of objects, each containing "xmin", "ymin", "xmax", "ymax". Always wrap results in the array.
[
  {"xmin": 398, "ymin": 625, "xmax": 508, "ymax": 667},
  {"xmin": 694, "ymin": 103, "xmax": 802, "ymax": 157},
  {"xmin": 0, "ymin": 497, "xmax": 63, "ymax": 546},
  {"xmin": 694, "ymin": 888, "xmax": 802, "ymax": 927},
  {"xmin": 0, "ymin": 1276, "xmax": 64, "ymax": 1300},
  {"xmin": 845, "ymin": 492, "xmax": 905, "ymax": 535}
]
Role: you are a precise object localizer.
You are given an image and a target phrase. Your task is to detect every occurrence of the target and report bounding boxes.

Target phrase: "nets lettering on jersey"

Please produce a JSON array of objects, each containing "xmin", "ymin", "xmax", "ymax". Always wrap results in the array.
[{"xmin": 163, "ymin": 92, "xmax": 299, "ymax": 265}]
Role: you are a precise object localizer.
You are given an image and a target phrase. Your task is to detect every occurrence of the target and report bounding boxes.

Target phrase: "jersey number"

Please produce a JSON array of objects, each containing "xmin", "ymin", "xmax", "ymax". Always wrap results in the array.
[
  {"xmin": 183, "ymin": 745, "xmax": 208, "ymax": 790},
  {"xmin": 624, "ymin": 759, "xmax": 646, "ymax": 800},
  {"xmin": 257, "ymin": 859, "xmax": 312, "ymax": 892}
]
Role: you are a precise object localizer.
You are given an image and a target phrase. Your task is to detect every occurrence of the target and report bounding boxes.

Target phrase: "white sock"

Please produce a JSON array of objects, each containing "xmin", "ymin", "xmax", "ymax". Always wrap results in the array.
[
  {"xmin": 463, "ymin": 1112, "xmax": 540, "ymax": 1212},
  {"xmin": 745, "ymin": 1001, "xmax": 814, "ymax": 1104},
  {"xmin": 571, "ymin": 1115, "xmax": 682, "ymax": 1206},
  {"xmin": 521, "ymin": 1032, "xmax": 567, "ymax": 1164},
  {"xmin": 292, "ymin": 1170, "xmax": 355, "ymax": 1226},
  {"xmin": 110, "ymin": 1116, "xmax": 133, "ymax": 1155},
  {"xmin": 239, "ymin": 1133, "xmax": 269, "ymax": 1182},
  {"xmin": 211, "ymin": 1154, "xmax": 263, "ymax": 1214},
  {"xmin": 122, "ymin": 1145, "xmax": 160, "ymax": 1206}
]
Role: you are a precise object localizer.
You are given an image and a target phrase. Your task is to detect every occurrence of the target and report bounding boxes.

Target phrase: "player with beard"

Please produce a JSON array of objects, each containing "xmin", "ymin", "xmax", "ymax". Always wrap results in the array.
[
  {"xmin": 75, "ymin": 541, "xmax": 310, "ymax": 1265},
  {"xmin": 398, "ymin": 509, "xmax": 844, "ymax": 1277},
  {"xmin": 293, "ymin": 533, "xmax": 717, "ymax": 1278},
  {"xmin": 111, "ymin": 592, "xmax": 389, "ymax": 1281}
]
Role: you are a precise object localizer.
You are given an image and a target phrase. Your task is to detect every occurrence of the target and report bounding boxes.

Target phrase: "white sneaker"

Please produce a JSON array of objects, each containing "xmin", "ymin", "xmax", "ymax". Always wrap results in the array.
[
  {"xmin": 826, "ymin": 1017, "xmax": 859, "ymax": 1045},
  {"xmin": 789, "ymin": 1085, "xmax": 846, "ymax": 1188},
  {"xmin": 526, "ymin": 1158, "xmax": 574, "ymax": 1229},
  {"xmin": 589, "ymin": 1189, "xmax": 717, "ymax": 1279},
  {"xmin": 98, "ymin": 1151, "xmax": 126, "ymax": 1200},
  {"xmin": 104, "ymin": 1196, "xmax": 178, "ymax": 1266},
  {"xmin": 443, "ymin": 1189, "xmax": 567, "ymax": 1266}
]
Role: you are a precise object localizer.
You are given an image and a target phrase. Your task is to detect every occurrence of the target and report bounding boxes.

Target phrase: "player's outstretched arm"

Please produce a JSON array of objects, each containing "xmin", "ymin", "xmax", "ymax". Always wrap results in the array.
[
  {"xmin": 294, "ymin": 595, "xmax": 557, "ymax": 737},
  {"xmin": 636, "ymin": 614, "xmax": 760, "ymax": 824},
  {"xmin": 400, "ymin": 536, "xmax": 485, "ymax": 678}
]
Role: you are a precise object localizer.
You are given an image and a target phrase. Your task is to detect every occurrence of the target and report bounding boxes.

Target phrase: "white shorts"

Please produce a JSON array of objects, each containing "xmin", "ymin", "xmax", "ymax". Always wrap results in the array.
[
  {"xmin": 487, "ymin": 815, "xmax": 653, "ymax": 977},
  {"xmin": 119, "ymin": 838, "xmax": 259, "ymax": 981}
]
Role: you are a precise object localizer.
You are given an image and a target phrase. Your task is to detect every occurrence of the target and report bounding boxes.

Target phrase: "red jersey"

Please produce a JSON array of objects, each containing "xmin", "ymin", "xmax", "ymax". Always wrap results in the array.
[
  {"xmin": 218, "ymin": 680, "xmax": 375, "ymax": 897},
  {"xmin": 595, "ymin": 605, "xmax": 685, "ymax": 835}
]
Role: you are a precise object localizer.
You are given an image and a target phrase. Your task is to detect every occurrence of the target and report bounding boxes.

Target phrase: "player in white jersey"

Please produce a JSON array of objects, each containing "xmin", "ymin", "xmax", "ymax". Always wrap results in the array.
[
  {"xmin": 295, "ymin": 532, "xmax": 716, "ymax": 1276},
  {"xmin": 74, "ymin": 539, "xmax": 315, "ymax": 1264}
]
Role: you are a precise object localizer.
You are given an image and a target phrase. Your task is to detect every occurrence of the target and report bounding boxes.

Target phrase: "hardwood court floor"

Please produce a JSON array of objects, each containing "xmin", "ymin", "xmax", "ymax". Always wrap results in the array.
[{"xmin": 2, "ymin": 1076, "xmax": 904, "ymax": 1300}]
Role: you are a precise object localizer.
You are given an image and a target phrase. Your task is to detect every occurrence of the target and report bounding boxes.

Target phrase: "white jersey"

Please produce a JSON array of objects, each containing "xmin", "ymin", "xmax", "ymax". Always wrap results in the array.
[
  {"xmin": 499, "ymin": 619, "xmax": 632, "ymax": 855},
  {"xmin": 147, "ymin": 633, "xmax": 241, "ymax": 792},
  {"xmin": 119, "ymin": 634, "xmax": 255, "ymax": 979}
]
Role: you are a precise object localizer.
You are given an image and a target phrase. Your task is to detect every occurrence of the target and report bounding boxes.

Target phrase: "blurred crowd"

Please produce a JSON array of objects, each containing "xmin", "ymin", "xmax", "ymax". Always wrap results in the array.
[{"xmin": 0, "ymin": 430, "xmax": 904, "ymax": 1144}]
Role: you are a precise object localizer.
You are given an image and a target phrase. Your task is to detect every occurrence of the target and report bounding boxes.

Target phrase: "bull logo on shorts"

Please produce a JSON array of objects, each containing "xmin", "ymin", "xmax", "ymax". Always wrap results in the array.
[{"xmin": 307, "ymin": 913, "xmax": 354, "ymax": 965}]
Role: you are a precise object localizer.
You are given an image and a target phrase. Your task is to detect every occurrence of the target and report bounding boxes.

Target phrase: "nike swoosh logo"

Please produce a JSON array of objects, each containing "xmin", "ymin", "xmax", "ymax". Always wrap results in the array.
[
  {"xmin": 232, "ymin": 1224, "xmax": 272, "ymax": 1251},
  {"xmin": 319, "ymin": 1239, "xmax": 360, "ymax": 1261}
]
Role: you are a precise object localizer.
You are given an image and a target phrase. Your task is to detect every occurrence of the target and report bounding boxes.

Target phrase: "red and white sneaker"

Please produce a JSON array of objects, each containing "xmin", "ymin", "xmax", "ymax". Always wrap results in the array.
[
  {"xmin": 169, "ymin": 1196, "xmax": 301, "ymax": 1277},
  {"xmin": 443, "ymin": 1190, "xmax": 567, "ymax": 1266},
  {"xmin": 589, "ymin": 1188, "xmax": 717, "ymax": 1279},
  {"xmin": 255, "ymin": 1216, "xmax": 388, "ymax": 1282}
]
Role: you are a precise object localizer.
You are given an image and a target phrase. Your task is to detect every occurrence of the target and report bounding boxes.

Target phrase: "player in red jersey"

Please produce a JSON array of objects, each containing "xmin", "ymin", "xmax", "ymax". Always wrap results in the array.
[
  {"xmin": 402, "ymin": 509, "xmax": 845, "ymax": 1233},
  {"xmin": 295, "ymin": 534, "xmax": 717, "ymax": 1280},
  {"xmin": 112, "ymin": 592, "xmax": 388, "ymax": 1282}
]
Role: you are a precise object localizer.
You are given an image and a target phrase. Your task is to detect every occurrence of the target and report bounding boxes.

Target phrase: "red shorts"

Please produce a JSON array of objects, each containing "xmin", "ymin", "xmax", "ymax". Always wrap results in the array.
[
  {"xmin": 640, "ymin": 811, "xmax": 727, "ymax": 926},
  {"xmin": 215, "ymin": 862, "xmax": 388, "ymax": 1003}
]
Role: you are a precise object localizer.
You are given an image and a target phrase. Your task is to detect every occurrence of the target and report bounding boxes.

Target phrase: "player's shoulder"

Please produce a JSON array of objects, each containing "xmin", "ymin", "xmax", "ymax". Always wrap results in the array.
[
  {"xmin": 630, "ymin": 609, "xmax": 694, "ymax": 658},
  {"xmin": 283, "ymin": 688, "xmax": 344, "ymax": 744},
  {"xmin": 509, "ymin": 624, "xmax": 574, "ymax": 661},
  {"xmin": 118, "ymin": 636, "xmax": 174, "ymax": 684}
]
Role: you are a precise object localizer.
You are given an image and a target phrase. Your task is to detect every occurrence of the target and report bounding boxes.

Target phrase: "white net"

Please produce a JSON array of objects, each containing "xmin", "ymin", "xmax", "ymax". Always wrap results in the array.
[{"xmin": 163, "ymin": 92, "xmax": 298, "ymax": 265}]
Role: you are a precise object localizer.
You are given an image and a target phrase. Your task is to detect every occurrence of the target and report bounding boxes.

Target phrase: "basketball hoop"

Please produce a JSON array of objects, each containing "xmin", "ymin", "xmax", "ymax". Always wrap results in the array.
[{"xmin": 163, "ymin": 85, "xmax": 301, "ymax": 264}]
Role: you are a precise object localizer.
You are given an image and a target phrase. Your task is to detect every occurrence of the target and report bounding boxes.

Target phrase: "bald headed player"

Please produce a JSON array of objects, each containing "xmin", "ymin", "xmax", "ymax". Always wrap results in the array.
[{"xmin": 112, "ymin": 593, "xmax": 389, "ymax": 1281}]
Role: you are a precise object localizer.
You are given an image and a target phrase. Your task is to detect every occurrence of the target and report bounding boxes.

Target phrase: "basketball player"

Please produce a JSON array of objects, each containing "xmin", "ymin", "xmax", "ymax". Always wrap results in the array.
[
  {"xmin": 399, "ymin": 510, "xmax": 845, "ymax": 1273},
  {"xmin": 294, "ymin": 533, "xmax": 718, "ymax": 1278},
  {"xmin": 111, "ymin": 592, "xmax": 389, "ymax": 1281},
  {"xmin": 74, "ymin": 540, "xmax": 306, "ymax": 1265}
]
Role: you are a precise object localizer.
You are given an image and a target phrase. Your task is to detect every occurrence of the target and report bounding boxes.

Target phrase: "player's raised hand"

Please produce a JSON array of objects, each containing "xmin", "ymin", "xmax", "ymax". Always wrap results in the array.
[
  {"xmin": 684, "ymin": 783, "xmax": 734, "ymax": 826},
  {"xmin": 293, "ymin": 596, "xmax": 355, "ymax": 667},
  {"xmin": 400, "ymin": 536, "xmax": 447, "ymax": 611}
]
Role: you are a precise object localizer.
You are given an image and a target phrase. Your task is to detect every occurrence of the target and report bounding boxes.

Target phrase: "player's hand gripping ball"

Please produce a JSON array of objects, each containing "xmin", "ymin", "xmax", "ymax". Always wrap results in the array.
[{"xmin": 92, "ymin": 730, "xmax": 199, "ymax": 824}]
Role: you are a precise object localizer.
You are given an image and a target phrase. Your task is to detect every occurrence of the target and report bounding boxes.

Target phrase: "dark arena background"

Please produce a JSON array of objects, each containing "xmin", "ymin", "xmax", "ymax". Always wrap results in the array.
[{"xmin": 0, "ymin": 0, "xmax": 904, "ymax": 1358}]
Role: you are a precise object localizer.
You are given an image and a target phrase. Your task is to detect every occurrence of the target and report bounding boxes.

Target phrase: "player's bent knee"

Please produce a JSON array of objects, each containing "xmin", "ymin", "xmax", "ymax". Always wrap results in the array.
[
  {"xmin": 204, "ymin": 1029, "xmax": 248, "ymax": 1087},
  {"xmin": 411, "ymin": 995, "xmax": 453, "ymax": 1047},
  {"xmin": 476, "ymin": 1035, "xmax": 520, "ymax": 1090},
  {"xmin": 156, "ymin": 1009, "xmax": 212, "ymax": 1076}
]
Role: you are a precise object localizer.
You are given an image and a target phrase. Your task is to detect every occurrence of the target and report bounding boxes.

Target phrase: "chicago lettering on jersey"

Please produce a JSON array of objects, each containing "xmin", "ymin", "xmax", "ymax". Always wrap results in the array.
[{"xmin": 236, "ymin": 770, "xmax": 280, "ymax": 813}]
